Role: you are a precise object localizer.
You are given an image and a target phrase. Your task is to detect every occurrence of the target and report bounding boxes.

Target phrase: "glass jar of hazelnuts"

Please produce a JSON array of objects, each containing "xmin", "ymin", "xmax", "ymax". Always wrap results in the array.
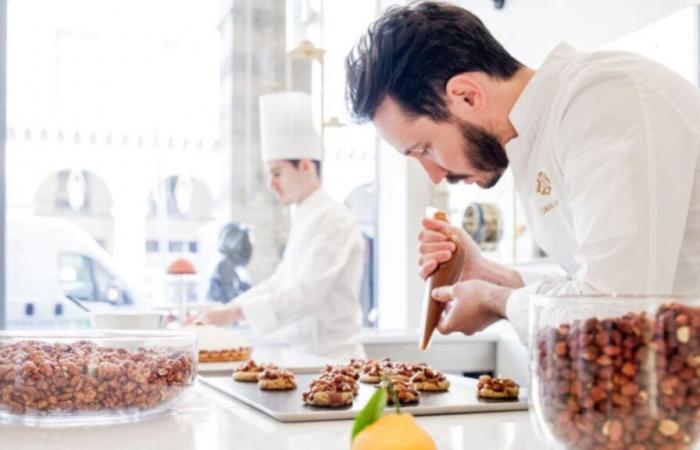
[
  {"xmin": 0, "ymin": 330, "xmax": 197, "ymax": 426},
  {"xmin": 531, "ymin": 295, "xmax": 700, "ymax": 450}
]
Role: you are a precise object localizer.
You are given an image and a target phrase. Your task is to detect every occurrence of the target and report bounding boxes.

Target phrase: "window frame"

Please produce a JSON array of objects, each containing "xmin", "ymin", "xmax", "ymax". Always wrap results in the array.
[{"xmin": 0, "ymin": 0, "xmax": 7, "ymax": 330}]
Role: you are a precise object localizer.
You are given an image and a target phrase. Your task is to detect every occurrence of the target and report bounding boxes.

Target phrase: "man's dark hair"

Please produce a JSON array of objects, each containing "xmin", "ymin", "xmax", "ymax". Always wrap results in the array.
[
  {"xmin": 289, "ymin": 159, "xmax": 322, "ymax": 178},
  {"xmin": 345, "ymin": 1, "xmax": 522, "ymax": 122}
]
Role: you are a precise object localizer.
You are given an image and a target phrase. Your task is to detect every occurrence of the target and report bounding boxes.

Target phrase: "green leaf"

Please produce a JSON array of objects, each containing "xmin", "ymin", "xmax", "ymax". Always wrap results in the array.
[
  {"xmin": 351, "ymin": 387, "xmax": 387, "ymax": 442},
  {"xmin": 380, "ymin": 374, "xmax": 401, "ymax": 414},
  {"xmin": 386, "ymin": 380, "xmax": 401, "ymax": 415}
]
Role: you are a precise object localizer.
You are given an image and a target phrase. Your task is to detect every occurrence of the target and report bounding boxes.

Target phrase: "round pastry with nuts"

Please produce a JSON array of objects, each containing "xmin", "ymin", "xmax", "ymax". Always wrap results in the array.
[
  {"xmin": 319, "ymin": 364, "xmax": 360, "ymax": 395},
  {"xmin": 303, "ymin": 375, "xmax": 355, "ymax": 407},
  {"xmin": 476, "ymin": 375, "xmax": 519, "ymax": 399},
  {"xmin": 410, "ymin": 366, "xmax": 450, "ymax": 392},
  {"xmin": 347, "ymin": 358, "xmax": 367, "ymax": 370},
  {"xmin": 359, "ymin": 358, "xmax": 395, "ymax": 384},
  {"xmin": 232, "ymin": 360, "xmax": 278, "ymax": 382},
  {"xmin": 359, "ymin": 361, "xmax": 386, "ymax": 384},
  {"xmin": 382, "ymin": 378, "xmax": 420, "ymax": 406},
  {"xmin": 389, "ymin": 362, "xmax": 427, "ymax": 382},
  {"xmin": 258, "ymin": 368, "xmax": 297, "ymax": 391}
]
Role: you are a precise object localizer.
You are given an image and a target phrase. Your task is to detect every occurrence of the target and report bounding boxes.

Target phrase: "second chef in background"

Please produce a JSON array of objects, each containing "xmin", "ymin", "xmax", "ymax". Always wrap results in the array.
[{"xmin": 199, "ymin": 91, "xmax": 366, "ymax": 360}]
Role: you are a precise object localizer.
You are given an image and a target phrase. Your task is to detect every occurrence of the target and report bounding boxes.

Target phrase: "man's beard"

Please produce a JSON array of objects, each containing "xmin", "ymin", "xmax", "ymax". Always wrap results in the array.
[{"xmin": 445, "ymin": 119, "xmax": 509, "ymax": 188}]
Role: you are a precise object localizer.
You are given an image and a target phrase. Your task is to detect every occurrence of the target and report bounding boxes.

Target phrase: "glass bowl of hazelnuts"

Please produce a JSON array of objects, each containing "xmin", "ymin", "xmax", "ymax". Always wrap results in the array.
[
  {"xmin": 0, "ymin": 330, "xmax": 197, "ymax": 427},
  {"xmin": 531, "ymin": 295, "xmax": 700, "ymax": 450}
]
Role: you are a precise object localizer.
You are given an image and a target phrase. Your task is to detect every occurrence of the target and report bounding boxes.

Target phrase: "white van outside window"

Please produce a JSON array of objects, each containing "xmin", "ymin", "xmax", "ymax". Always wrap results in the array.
[
  {"xmin": 6, "ymin": 215, "xmax": 140, "ymax": 329},
  {"xmin": 58, "ymin": 253, "xmax": 133, "ymax": 306}
]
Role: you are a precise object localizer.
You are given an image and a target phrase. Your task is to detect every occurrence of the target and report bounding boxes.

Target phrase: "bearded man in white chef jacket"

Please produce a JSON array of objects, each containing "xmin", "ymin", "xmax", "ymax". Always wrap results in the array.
[
  {"xmin": 200, "ymin": 92, "xmax": 366, "ymax": 359},
  {"xmin": 345, "ymin": 2, "xmax": 700, "ymax": 344}
]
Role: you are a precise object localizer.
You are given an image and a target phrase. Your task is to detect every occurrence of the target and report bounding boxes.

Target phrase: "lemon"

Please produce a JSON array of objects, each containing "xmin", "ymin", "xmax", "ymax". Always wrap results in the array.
[{"xmin": 351, "ymin": 413, "xmax": 437, "ymax": 450}]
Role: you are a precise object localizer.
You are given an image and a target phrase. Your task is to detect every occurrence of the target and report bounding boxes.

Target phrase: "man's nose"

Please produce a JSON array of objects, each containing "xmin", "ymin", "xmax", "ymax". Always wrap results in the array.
[{"xmin": 419, "ymin": 159, "xmax": 448, "ymax": 184}]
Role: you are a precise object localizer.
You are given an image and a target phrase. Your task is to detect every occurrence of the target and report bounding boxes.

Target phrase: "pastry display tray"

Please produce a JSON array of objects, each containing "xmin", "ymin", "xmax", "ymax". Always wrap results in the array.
[
  {"xmin": 197, "ymin": 362, "xmax": 324, "ymax": 374},
  {"xmin": 199, "ymin": 371, "xmax": 528, "ymax": 422}
]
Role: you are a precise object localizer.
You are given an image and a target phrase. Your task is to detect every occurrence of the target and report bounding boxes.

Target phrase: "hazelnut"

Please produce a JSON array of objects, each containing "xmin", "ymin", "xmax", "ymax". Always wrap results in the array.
[
  {"xmin": 677, "ymin": 326, "xmax": 690, "ymax": 344},
  {"xmin": 602, "ymin": 419, "xmax": 624, "ymax": 442},
  {"xmin": 658, "ymin": 419, "xmax": 680, "ymax": 437}
]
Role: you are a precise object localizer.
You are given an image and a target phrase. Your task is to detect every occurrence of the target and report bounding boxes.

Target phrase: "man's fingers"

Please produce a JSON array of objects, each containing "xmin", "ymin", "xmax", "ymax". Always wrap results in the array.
[
  {"xmin": 436, "ymin": 310, "xmax": 454, "ymax": 334},
  {"xmin": 431, "ymin": 285, "xmax": 454, "ymax": 302},
  {"xmin": 421, "ymin": 217, "xmax": 452, "ymax": 234},
  {"xmin": 418, "ymin": 228, "xmax": 449, "ymax": 244},
  {"xmin": 419, "ymin": 241, "xmax": 455, "ymax": 255},
  {"xmin": 419, "ymin": 261, "xmax": 438, "ymax": 279},
  {"xmin": 417, "ymin": 218, "xmax": 456, "ymax": 281},
  {"xmin": 418, "ymin": 251, "xmax": 452, "ymax": 268}
]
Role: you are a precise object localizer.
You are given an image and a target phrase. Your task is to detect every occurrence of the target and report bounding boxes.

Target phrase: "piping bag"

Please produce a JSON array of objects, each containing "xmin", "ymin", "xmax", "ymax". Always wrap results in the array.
[{"xmin": 419, "ymin": 211, "xmax": 466, "ymax": 350}]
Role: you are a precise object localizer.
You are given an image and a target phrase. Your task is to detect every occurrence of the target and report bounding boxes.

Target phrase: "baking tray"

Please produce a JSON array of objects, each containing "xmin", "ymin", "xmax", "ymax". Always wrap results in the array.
[
  {"xmin": 199, "ymin": 371, "xmax": 528, "ymax": 422},
  {"xmin": 197, "ymin": 362, "xmax": 322, "ymax": 374},
  {"xmin": 197, "ymin": 348, "xmax": 341, "ymax": 374}
]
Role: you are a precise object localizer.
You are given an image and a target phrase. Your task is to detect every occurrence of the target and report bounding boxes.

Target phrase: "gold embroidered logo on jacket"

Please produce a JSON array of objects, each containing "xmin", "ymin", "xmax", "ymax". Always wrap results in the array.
[{"xmin": 536, "ymin": 172, "xmax": 552, "ymax": 196}]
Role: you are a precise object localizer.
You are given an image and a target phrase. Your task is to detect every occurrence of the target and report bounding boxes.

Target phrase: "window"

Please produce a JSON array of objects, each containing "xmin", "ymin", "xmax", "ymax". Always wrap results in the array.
[
  {"xmin": 3, "ymin": 0, "xmax": 380, "ymax": 329},
  {"xmin": 58, "ymin": 253, "xmax": 94, "ymax": 301},
  {"xmin": 145, "ymin": 240, "xmax": 159, "ymax": 253},
  {"xmin": 168, "ymin": 241, "xmax": 184, "ymax": 253},
  {"xmin": 0, "ymin": 0, "xmax": 6, "ymax": 329},
  {"xmin": 92, "ymin": 259, "xmax": 132, "ymax": 305},
  {"xmin": 4, "ymin": 2, "xmax": 699, "ymax": 333},
  {"xmin": 58, "ymin": 253, "xmax": 131, "ymax": 305}
]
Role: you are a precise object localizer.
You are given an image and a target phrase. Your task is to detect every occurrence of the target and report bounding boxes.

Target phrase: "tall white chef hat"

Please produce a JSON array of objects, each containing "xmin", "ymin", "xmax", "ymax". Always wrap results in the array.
[{"xmin": 259, "ymin": 91, "xmax": 322, "ymax": 163}]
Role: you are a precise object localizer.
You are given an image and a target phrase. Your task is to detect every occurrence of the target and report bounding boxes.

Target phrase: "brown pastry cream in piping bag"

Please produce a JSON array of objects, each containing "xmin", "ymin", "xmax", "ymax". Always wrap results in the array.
[{"xmin": 419, "ymin": 211, "xmax": 465, "ymax": 350}]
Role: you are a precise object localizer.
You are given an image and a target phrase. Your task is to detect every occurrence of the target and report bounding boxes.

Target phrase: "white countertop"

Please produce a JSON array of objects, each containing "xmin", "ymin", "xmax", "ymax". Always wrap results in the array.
[{"xmin": 0, "ymin": 383, "xmax": 547, "ymax": 450}]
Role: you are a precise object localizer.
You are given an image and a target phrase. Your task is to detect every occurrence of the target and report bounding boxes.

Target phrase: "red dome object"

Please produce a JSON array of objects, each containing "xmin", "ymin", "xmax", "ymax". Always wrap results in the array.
[{"xmin": 167, "ymin": 258, "xmax": 196, "ymax": 275}]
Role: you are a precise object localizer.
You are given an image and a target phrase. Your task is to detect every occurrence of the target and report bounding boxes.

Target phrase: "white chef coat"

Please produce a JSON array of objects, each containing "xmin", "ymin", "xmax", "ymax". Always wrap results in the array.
[
  {"xmin": 235, "ymin": 187, "xmax": 366, "ymax": 360},
  {"xmin": 504, "ymin": 43, "xmax": 700, "ymax": 344}
]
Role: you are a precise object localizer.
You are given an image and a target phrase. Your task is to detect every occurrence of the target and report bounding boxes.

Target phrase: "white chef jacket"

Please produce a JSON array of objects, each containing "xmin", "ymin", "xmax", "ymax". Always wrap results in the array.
[
  {"xmin": 504, "ymin": 43, "xmax": 700, "ymax": 344},
  {"xmin": 235, "ymin": 187, "xmax": 366, "ymax": 360}
]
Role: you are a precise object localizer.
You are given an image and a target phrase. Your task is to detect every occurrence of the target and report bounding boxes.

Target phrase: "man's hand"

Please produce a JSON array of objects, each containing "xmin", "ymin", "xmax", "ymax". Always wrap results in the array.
[
  {"xmin": 193, "ymin": 304, "xmax": 245, "ymax": 327},
  {"xmin": 417, "ymin": 217, "xmax": 484, "ymax": 280},
  {"xmin": 431, "ymin": 280, "xmax": 511, "ymax": 335}
]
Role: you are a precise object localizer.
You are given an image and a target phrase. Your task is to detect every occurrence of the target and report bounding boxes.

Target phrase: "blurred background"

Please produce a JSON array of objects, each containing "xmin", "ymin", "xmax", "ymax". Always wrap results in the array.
[{"xmin": 0, "ymin": 0, "xmax": 697, "ymax": 332}]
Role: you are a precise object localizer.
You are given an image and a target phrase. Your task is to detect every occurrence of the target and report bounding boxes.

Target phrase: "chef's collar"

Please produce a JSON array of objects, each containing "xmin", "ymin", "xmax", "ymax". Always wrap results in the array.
[
  {"xmin": 293, "ymin": 186, "xmax": 327, "ymax": 222},
  {"xmin": 506, "ymin": 43, "xmax": 576, "ymax": 159}
]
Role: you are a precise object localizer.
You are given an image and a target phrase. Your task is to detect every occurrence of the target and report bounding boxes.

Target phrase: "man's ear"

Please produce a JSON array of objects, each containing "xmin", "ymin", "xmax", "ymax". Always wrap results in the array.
[
  {"xmin": 444, "ymin": 73, "xmax": 485, "ymax": 117},
  {"xmin": 299, "ymin": 159, "xmax": 314, "ymax": 173}
]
